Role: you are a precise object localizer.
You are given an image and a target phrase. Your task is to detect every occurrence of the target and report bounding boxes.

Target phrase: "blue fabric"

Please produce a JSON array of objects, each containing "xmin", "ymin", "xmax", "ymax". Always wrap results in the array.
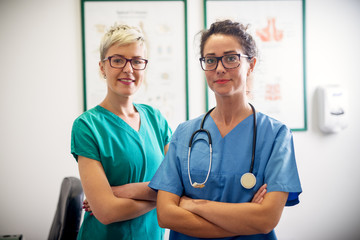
[
  {"xmin": 149, "ymin": 112, "xmax": 302, "ymax": 240},
  {"xmin": 71, "ymin": 104, "xmax": 172, "ymax": 240}
]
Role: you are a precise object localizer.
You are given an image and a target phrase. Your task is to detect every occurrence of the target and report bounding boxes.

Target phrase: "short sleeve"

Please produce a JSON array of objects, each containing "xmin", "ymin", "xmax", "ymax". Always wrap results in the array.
[
  {"xmin": 157, "ymin": 109, "xmax": 172, "ymax": 146},
  {"xmin": 149, "ymin": 129, "xmax": 183, "ymax": 196},
  {"xmin": 71, "ymin": 118, "xmax": 100, "ymax": 162},
  {"xmin": 265, "ymin": 126, "xmax": 302, "ymax": 206}
]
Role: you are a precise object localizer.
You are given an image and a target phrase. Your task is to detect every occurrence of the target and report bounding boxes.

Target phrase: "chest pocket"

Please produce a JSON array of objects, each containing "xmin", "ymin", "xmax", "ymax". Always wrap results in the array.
[{"xmin": 182, "ymin": 136, "xmax": 226, "ymax": 201}]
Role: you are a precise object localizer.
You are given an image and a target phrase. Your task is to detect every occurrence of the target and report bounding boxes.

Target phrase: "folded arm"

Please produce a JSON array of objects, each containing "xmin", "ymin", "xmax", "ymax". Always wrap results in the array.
[
  {"xmin": 111, "ymin": 182, "xmax": 157, "ymax": 201},
  {"xmin": 157, "ymin": 184, "xmax": 285, "ymax": 238},
  {"xmin": 180, "ymin": 191, "xmax": 288, "ymax": 235},
  {"xmin": 156, "ymin": 190, "xmax": 237, "ymax": 238},
  {"xmin": 78, "ymin": 156, "xmax": 156, "ymax": 225}
]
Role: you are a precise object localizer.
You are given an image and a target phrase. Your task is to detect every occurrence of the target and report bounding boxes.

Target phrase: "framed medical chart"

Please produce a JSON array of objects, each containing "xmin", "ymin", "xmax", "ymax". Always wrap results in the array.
[
  {"xmin": 204, "ymin": 0, "xmax": 307, "ymax": 131},
  {"xmin": 81, "ymin": 0, "xmax": 188, "ymax": 130}
]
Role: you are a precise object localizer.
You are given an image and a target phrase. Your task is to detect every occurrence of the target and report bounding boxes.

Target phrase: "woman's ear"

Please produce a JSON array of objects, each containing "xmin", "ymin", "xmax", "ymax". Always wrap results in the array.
[
  {"xmin": 247, "ymin": 57, "xmax": 257, "ymax": 76},
  {"xmin": 99, "ymin": 61, "xmax": 106, "ymax": 79}
]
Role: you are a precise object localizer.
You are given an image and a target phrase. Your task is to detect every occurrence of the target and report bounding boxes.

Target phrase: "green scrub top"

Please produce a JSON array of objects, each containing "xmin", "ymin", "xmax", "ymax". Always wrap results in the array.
[{"xmin": 71, "ymin": 104, "xmax": 172, "ymax": 240}]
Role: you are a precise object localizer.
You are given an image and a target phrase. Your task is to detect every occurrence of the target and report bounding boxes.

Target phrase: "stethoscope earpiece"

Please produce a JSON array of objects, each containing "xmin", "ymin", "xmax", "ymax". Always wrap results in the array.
[{"xmin": 188, "ymin": 103, "xmax": 257, "ymax": 190}]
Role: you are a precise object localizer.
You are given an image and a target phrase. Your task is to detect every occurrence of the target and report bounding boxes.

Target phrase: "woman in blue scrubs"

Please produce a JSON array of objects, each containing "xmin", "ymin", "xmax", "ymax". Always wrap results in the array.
[
  {"xmin": 71, "ymin": 23, "xmax": 172, "ymax": 239},
  {"xmin": 149, "ymin": 20, "xmax": 302, "ymax": 239}
]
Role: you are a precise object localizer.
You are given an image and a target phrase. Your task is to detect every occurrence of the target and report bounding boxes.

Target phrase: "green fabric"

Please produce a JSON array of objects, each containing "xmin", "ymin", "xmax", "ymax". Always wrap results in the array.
[{"xmin": 71, "ymin": 104, "xmax": 172, "ymax": 240}]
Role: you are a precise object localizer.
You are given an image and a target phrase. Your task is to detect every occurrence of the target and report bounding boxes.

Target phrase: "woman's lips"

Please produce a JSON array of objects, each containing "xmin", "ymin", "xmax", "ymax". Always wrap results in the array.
[
  {"xmin": 214, "ymin": 79, "xmax": 230, "ymax": 84},
  {"xmin": 118, "ymin": 78, "xmax": 135, "ymax": 85}
]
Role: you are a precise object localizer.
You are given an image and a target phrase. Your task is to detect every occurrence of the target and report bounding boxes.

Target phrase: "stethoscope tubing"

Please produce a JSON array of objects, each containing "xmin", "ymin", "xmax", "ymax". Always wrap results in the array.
[
  {"xmin": 187, "ymin": 107, "xmax": 215, "ymax": 188},
  {"xmin": 188, "ymin": 103, "xmax": 257, "ymax": 189},
  {"xmin": 249, "ymin": 103, "xmax": 257, "ymax": 173}
]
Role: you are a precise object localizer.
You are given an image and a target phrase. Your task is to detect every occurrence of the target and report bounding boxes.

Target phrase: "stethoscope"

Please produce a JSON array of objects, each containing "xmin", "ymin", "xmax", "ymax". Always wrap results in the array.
[{"xmin": 187, "ymin": 103, "xmax": 257, "ymax": 189}]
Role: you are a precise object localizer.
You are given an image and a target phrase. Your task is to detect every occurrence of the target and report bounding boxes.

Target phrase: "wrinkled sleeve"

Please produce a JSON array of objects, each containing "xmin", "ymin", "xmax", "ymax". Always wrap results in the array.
[
  {"xmin": 158, "ymin": 110, "xmax": 172, "ymax": 146},
  {"xmin": 71, "ymin": 118, "xmax": 100, "ymax": 162},
  {"xmin": 149, "ymin": 128, "xmax": 184, "ymax": 197},
  {"xmin": 265, "ymin": 126, "xmax": 302, "ymax": 206}
]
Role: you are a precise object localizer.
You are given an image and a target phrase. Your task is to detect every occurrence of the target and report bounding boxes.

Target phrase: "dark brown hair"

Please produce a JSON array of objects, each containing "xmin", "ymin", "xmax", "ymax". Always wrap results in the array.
[{"xmin": 200, "ymin": 19, "xmax": 258, "ymax": 59}]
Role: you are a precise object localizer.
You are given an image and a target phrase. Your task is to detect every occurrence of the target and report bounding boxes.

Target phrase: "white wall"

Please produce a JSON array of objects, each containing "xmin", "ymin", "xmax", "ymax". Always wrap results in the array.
[
  {"xmin": 0, "ymin": 0, "xmax": 82, "ymax": 238},
  {"xmin": 0, "ymin": 0, "xmax": 359, "ymax": 239}
]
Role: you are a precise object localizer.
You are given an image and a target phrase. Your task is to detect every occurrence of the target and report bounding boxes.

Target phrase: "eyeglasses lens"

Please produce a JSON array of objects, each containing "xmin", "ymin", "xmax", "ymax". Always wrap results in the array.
[
  {"xmin": 110, "ymin": 56, "xmax": 147, "ymax": 70},
  {"xmin": 201, "ymin": 54, "xmax": 241, "ymax": 71}
]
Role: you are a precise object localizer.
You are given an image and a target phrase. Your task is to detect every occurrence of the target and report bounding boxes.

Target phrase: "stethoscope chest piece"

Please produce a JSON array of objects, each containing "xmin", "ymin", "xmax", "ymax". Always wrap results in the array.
[
  {"xmin": 191, "ymin": 182, "xmax": 206, "ymax": 188},
  {"xmin": 240, "ymin": 172, "xmax": 256, "ymax": 189}
]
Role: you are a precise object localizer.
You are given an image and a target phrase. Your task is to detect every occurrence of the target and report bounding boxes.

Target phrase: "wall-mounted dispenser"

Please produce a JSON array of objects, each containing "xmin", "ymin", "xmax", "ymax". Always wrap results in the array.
[{"xmin": 317, "ymin": 85, "xmax": 348, "ymax": 133}]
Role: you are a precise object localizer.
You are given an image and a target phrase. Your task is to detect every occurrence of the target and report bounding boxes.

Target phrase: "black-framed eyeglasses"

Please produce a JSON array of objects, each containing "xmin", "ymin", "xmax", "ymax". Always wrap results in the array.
[
  {"xmin": 199, "ymin": 53, "xmax": 250, "ymax": 71},
  {"xmin": 103, "ymin": 55, "xmax": 148, "ymax": 70}
]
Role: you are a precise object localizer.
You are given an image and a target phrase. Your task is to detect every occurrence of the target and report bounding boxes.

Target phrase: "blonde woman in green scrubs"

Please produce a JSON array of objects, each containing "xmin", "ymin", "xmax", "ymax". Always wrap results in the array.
[{"xmin": 71, "ymin": 23, "xmax": 172, "ymax": 240}]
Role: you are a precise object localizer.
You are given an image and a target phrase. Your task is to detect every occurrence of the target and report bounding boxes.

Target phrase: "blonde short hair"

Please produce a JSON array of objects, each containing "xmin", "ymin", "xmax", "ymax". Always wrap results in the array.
[{"xmin": 99, "ymin": 23, "xmax": 146, "ymax": 61}]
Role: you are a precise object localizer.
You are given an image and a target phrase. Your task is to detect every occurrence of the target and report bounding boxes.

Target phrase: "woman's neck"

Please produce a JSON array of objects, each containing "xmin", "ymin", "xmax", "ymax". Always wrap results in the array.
[
  {"xmin": 212, "ymin": 95, "xmax": 251, "ymax": 124},
  {"xmin": 100, "ymin": 94, "xmax": 136, "ymax": 117},
  {"xmin": 100, "ymin": 95, "xmax": 141, "ymax": 131},
  {"xmin": 211, "ymin": 95, "xmax": 252, "ymax": 137}
]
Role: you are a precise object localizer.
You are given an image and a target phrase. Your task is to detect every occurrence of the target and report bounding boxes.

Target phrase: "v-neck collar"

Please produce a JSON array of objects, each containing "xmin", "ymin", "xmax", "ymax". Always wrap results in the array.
[
  {"xmin": 206, "ymin": 113, "xmax": 254, "ymax": 143},
  {"xmin": 95, "ymin": 104, "xmax": 144, "ymax": 136}
]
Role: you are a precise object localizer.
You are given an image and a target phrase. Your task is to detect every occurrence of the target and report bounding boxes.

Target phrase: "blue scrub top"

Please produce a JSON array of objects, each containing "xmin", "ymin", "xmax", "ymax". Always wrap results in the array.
[{"xmin": 149, "ymin": 111, "xmax": 302, "ymax": 240}]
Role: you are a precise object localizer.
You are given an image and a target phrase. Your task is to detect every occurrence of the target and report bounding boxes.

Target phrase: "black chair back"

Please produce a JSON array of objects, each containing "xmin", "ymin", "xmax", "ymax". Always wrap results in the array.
[{"xmin": 48, "ymin": 177, "xmax": 84, "ymax": 240}]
